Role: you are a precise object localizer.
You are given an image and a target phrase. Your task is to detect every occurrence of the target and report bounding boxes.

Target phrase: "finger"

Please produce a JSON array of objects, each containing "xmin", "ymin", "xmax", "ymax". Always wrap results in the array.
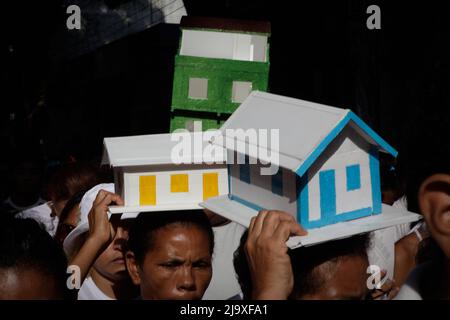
[
  {"xmin": 249, "ymin": 216, "xmax": 256, "ymax": 233},
  {"xmin": 380, "ymin": 279, "xmax": 393, "ymax": 292},
  {"xmin": 249, "ymin": 210, "xmax": 269, "ymax": 239},
  {"xmin": 371, "ymin": 290, "xmax": 385, "ymax": 300},
  {"xmin": 387, "ymin": 286, "xmax": 400, "ymax": 300},
  {"xmin": 265, "ymin": 211, "xmax": 307, "ymax": 235},
  {"xmin": 93, "ymin": 189, "xmax": 109, "ymax": 206},
  {"xmin": 98, "ymin": 192, "xmax": 124, "ymax": 207},
  {"xmin": 260, "ymin": 211, "xmax": 285, "ymax": 238},
  {"xmin": 273, "ymin": 220, "xmax": 307, "ymax": 243}
]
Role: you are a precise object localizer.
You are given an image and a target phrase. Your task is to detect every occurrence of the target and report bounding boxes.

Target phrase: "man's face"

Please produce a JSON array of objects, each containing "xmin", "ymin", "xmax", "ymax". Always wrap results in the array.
[
  {"xmin": 0, "ymin": 268, "xmax": 63, "ymax": 300},
  {"xmin": 299, "ymin": 255, "xmax": 370, "ymax": 300},
  {"xmin": 130, "ymin": 225, "xmax": 212, "ymax": 300},
  {"xmin": 93, "ymin": 217, "xmax": 131, "ymax": 281}
]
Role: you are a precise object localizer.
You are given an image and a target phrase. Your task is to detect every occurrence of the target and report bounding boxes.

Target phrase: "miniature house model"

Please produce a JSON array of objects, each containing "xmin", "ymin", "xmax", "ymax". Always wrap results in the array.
[
  {"xmin": 201, "ymin": 91, "xmax": 420, "ymax": 243},
  {"xmin": 170, "ymin": 16, "xmax": 271, "ymax": 131},
  {"xmin": 102, "ymin": 132, "xmax": 228, "ymax": 213}
]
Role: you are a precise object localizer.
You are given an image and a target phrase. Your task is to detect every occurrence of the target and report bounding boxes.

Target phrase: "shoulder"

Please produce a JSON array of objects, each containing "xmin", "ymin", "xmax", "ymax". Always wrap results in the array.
[{"xmin": 395, "ymin": 262, "xmax": 430, "ymax": 300}]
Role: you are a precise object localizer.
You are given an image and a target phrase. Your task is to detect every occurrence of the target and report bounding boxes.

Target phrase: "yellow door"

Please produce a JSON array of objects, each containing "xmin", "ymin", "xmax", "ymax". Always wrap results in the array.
[
  {"xmin": 139, "ymin": 175, "xmax": 156, "ymax": 205},
  {"xmin": 203, "ymin": 172, "xmax": 219, "ymax": 200}
]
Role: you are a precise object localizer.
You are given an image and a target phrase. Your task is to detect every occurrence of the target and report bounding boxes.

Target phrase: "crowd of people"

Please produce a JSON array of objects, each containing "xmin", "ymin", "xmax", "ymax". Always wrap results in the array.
[{"xmin": 0, "ymin": 120, "xmax": 449, "ymax": 301}]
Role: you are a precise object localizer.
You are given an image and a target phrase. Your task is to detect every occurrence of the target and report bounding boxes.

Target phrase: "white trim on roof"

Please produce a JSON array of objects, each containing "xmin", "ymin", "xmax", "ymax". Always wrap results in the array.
[{"xmin": 215, "ymin": 91, "xmax": 397, "ymax": 175}]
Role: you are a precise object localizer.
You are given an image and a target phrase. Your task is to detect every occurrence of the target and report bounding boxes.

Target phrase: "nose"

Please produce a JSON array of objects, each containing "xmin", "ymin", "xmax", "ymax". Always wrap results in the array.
[
  {"xmin": 113, "ymin": 226, "xmax": 129, "ymax": 251},
  {"xmin": 178, "ymin": 267, "xmax": 196, "ymax": 292},
  {"xmin": 114, "ymin": 226, "xmax": 129, "ymax": 240}
]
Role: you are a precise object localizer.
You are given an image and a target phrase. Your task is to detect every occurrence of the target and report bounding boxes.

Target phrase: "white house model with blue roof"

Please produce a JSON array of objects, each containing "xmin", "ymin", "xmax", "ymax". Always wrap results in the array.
[{"xmin": 201, "ymin": 91, "xmax": 421, "ymax": 246}]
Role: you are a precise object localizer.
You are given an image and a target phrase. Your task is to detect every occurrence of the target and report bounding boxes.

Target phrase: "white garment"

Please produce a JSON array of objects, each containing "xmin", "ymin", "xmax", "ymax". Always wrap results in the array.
[
  {"xmin": 16, "ymin": 202, "xmax": 59, "ymax": 237},
  {"xmin": 367, "ymin": 197, "xmax": 411, "ymax": 279},
  {"xmin": 3, "ymin": 196, "xmax": 46, "ymax": 214},
  {"xmin": 395, "ymin": 263, "xmax": 429, "ymax": 300},
  {"xmin": 78, "ymin": 276, "xmax": 114, "ymax": 300},
  {"xmin": 202, "ymin": 222, "xmax": 246, "ymax": 300}
]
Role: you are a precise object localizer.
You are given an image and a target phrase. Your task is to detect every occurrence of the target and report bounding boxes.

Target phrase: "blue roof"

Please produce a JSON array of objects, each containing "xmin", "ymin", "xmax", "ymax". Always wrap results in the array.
[
  {"xmin": 218, "ymin": 92, "xmax": 398, "ymax": 176},
  {"xmin": 295, "ymin": 111, "xmax": 398, "ymax": 177}
]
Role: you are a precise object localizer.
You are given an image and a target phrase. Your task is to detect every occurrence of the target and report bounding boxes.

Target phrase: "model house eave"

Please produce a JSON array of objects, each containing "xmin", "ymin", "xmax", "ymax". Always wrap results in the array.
[
  {"xmin": 213, "ymin": 91, "xmax": 398, "ymax": 177},
  {"xmin": 102, "ymin": 131, "xmax": 226, "ymax": 167}
]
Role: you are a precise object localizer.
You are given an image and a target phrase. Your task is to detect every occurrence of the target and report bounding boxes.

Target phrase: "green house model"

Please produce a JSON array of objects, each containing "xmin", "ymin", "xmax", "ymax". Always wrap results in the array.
[{"xmin": 170, "ymin": 16, "xmax": 271, "ymax": 132}]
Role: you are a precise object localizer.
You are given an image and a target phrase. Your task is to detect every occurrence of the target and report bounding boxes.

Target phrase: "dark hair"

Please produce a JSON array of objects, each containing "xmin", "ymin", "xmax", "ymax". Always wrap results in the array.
[
  {"xmin": 0, "ymin": 216, "xmax": 70, "ymax": 298},
  {"xmin": 234, "ymin": 232, "xmax": 370, "ymax": 299},
  {"xmin": 128, "ymin": 210, "xmax": 214, "ymax": 266},
  {"xmin": 54, "ymin": 189, "xmax": 87, "ymax": 246},
  {"xmin": 401, "ymin": 117, "xmax": 450, "ymax": 265},
  {"xmin": 46, "ymin": 162, "xmax": 101, "ymax": 202}
]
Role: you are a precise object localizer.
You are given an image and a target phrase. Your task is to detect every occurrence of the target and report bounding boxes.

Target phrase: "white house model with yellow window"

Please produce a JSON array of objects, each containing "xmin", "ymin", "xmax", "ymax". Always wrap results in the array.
[{"xmin": 102, "ymin": 132, "xmax": 228, "ymax": 214}]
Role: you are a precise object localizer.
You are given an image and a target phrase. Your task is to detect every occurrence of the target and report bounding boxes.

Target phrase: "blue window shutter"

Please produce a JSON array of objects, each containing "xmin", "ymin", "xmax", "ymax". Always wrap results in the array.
[
  {"xmin": 346, "ymin": 164, "xmax": 361, "ymax": 191},
  {"xmin": 272, "ymin": 168, "xmax": 283, "ymax": 196}
]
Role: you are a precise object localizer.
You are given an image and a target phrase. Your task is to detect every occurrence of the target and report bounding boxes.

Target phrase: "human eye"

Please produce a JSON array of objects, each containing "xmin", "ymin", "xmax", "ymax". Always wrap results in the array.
[
  {"xmin": 192, "ymin": 260, "xmax": 211, "ymax": 269},
  {"xmin": 159, "ymin": 260, "xmax": 183, "ymax": 268}
]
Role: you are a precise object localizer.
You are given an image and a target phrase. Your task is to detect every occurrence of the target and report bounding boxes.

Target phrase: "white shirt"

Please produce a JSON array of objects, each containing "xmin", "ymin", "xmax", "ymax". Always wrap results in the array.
[
  {"xmin": 78, "ymin": 276, "xmax": 114, "ymax": 300},
  {"xmin": 3, "ymin": 196, "xmax": 46, "ymax": 215},
  {"xmin": 202, "ymin": 222, "xmax": 246, "ymax": 300},
  {"xmin": 16, "ymin": 202, "xmax": 59, "ymax": 237},
  {"xmin": 395, "ymin": 263, "xmax": 429, "ymax": 300}
]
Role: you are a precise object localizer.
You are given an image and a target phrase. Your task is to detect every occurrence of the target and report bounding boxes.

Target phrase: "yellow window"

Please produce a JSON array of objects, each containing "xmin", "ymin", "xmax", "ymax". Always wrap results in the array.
[
  {"xmin": 203, "ymin": 172, "xmax": 219, "ymax": 200},
  {"xmin": 171, "ymin": 174, "xmax": 189, "ymax": 193},
  {"xmin": 139, "ymin": 175, "xmax": 156, "ymax": 205}
]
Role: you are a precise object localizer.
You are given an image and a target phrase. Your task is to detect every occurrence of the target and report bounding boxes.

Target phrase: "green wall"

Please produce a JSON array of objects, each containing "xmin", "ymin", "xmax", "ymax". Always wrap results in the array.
[{"xmin": 170, "ymin": 55, "xmax": 269, "ymax": 131}]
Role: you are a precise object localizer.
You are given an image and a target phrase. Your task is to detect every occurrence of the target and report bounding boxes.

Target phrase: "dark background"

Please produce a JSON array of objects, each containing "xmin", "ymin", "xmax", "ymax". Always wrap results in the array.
[{"xmin": 2, "ymin": 0, "xmax": 450, "ymax": 201}]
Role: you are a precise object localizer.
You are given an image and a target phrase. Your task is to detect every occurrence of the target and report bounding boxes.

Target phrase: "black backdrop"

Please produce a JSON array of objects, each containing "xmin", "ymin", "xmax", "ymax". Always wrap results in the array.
[{"xmin": 3, "ymin": 0, "xmax": 450, "ymax": 187}]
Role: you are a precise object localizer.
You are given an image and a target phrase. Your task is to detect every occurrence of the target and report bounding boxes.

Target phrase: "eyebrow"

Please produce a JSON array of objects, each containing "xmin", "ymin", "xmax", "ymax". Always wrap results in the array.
[{"xmin": 159, "ymin": 256, "xmax": 211, "ymax": 264}]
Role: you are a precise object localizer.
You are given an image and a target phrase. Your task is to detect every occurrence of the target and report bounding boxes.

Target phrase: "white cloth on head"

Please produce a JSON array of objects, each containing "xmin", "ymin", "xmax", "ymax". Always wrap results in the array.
[
  {"xmin": 202, "ymin": 221, "xmax": 246, "ymax": 300},
  {"xmin": 16, "ymin": 202, "xmax": 59, "ymax": 237},
  {"xmin": 78, "ymin": 276, "xmax": 114, "ymax": 300},
  {"xmin": 63, "ymin": 183, "xmax": 115, "ymax": 257}
]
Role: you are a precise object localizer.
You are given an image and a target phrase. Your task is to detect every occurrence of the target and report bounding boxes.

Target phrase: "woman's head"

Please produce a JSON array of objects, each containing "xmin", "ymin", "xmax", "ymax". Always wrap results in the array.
[
  {"xmin": 126, "ymin": 210, "xmax": 214, "ymax": 300},
  {"xmin": 234, "ymin": 231, "xmax": 371, "ymax": 300},
  {"xmin": 92, "ymin": 215, "xmax": 132, "ymax": 283},
  {"xmin": 0, "ymin": 217, "xmax": 69, "ymax": 299},
  {"xmin": 46, "ymin": 162, "xmax": 101, "ymax": 217},
  {"xmin": 54, "ymin": 190, "xmax": 85, "ymax": 246}
]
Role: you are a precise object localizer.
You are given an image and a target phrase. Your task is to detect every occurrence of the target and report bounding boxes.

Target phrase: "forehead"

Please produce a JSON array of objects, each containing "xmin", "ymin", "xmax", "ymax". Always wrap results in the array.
[
  {"xmin": 318, "ymin": 256, "xmax": 369, "ymax": 299},
  {"xmin": 0, "ymin": 268, "xmax": 61, "ymax": 299},
  {"xmin": 110, "ymin": 215, "xmax": 133, "ymax": 229},
  {"xmin": 146, "ymin": 225, "xmax": 211, "ymax": 257}
]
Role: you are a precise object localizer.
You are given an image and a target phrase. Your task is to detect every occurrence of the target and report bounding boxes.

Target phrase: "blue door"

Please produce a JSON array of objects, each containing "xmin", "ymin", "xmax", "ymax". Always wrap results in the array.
[{"xmin": 319, "ymin": 169, "xmax": 336, "ymax": 223}]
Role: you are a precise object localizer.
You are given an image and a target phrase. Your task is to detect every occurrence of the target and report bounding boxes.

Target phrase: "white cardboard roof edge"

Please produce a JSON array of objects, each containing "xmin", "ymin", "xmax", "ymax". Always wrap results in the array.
[
  {"xmin": 200, "ymin": 195, "xmax": 422, "ymax": 249},
  {"xmin": 102, "ymin": 131, "xmax": 226, "ymax": 167}
]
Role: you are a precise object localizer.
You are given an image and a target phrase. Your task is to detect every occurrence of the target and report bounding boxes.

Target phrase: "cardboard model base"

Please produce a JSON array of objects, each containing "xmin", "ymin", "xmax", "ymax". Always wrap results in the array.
[
  {"xmin": 108, "ymin": 203, "xmax": 201, "ymax": 214},
  {"xmin": 200, "ymin": 195, "xmax": 422, "ymax": 249}
]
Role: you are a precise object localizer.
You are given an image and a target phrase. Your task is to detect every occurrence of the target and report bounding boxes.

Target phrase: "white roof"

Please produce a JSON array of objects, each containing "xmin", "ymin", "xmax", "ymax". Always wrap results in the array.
[
  {"xmin": 216, "ymin": 91, "xmax": 397, "ymax": 175},
  {"xmin": 102, "ymin": 132, "xmax": 226, "ymax": 167}
]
